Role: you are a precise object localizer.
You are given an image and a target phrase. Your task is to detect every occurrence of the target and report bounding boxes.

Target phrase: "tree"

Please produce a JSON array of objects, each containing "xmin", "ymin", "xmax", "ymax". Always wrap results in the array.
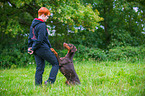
[{"xmin": 0, "ymin": 0, "xmax": 103, "ymax": 49}]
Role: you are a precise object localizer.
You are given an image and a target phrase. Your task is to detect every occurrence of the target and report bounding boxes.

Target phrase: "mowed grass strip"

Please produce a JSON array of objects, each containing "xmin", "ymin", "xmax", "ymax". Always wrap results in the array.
[{"xmin": 0, "ymin": 60, "xmax": 145, "ymax": 96}]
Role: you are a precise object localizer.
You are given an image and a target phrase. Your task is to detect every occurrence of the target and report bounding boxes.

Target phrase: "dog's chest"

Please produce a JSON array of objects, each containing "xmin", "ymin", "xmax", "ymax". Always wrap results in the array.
[{"xmin": 60, "ymin": 57, "xmax": 72, "ymax": 65}]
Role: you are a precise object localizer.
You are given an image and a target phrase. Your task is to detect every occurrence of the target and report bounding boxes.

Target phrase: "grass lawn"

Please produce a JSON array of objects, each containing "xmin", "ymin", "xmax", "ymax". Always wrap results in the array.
[{"xmin": 0, "ymin": 60, "xmax": 145, "ymax": 96}]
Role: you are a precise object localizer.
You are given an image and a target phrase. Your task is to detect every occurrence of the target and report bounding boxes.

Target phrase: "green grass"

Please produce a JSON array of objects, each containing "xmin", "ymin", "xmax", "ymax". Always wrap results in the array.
[{"xmin": 0, "ymin": 60, "xmax": 145, "ymax": 96}]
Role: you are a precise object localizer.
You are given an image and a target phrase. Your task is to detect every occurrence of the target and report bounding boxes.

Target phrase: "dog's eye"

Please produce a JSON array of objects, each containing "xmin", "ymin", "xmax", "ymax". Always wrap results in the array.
[{"xmin": 68, "ymin": 44, "xmax": 72, "ymax": 47}]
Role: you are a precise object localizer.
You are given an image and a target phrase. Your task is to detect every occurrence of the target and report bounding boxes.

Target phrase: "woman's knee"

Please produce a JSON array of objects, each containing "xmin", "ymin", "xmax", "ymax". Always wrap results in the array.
[{"xmin": 52, "ymin": 60, "xmax": 59, "ymax": 66}]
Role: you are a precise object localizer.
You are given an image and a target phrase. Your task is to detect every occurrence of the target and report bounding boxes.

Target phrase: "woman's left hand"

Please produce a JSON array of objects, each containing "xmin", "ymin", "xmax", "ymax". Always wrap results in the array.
[{"xmin": 28, "ymin": 47, "xmax": 34, "ymax": 55}]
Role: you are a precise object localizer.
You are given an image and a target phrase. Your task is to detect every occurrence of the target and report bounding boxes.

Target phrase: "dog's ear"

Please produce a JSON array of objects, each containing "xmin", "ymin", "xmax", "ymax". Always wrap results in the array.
[{"xmin": 71, "ymin": 46, "xmax": 77, "ymax": 52}]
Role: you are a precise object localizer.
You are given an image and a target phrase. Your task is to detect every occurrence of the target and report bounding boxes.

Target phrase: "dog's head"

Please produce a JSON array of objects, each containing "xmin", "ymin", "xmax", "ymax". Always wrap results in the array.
[{"xmin": 63, "ymin": 42, "xmax": 77, "ymax": 53}]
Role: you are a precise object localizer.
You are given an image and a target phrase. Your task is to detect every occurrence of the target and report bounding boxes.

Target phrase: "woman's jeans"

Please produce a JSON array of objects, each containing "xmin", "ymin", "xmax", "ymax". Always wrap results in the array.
[{"xmin": 34, "ymin": 47, "xmax": 59, "ymax": 85}]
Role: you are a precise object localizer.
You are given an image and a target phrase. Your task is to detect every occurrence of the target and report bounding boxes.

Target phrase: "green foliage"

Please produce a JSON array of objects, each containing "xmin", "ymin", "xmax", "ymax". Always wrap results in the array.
[
  {"xmin": 56, "ymin": 49, "xmax": 68, "ymax": 57},
  {"xmin": 0, "ymin": 1, "xmax": 32, "ymax": 37},
  {"xmin": 89, "ymin": 48, "xmax": 107, "ymax": 61},
  {"xmin": 10, "ymin": 0, "xmax": 32, "ymax": 8},
  {"xmin": 1, "ymin": 43, "xmax": 144, "ymax": 68},
  {"xmin": 0, "ymin": 38, "xmax": 35, "ymax": 68},
  {"xmin": 0, "ymin": 0, "xmax": 145, "ymax": 68},
  {"xmin": 53, "ymin": 2, "xmax": 103, "ymax": 30},
  {"xmin": 108, "ymin": 45, "xmax": 145, "ymax": 62},
  {"xmin": 0, "ymin": 48, "xmax": 34, "ymax": 68},
  {"xmin": 74, "ymin": 45, "xmax": 145, "ymax": 62},
  {"xmin": 93, "ymin": 0, "xmax": 145, "ymax": 48},
  {"xmin": 75, "ymin": 45, "xmax": 107, "ymax": 61},
  {"xmin": 108, "ymin": 29, "xmax": 145, "ymax": 48},
  {"xmin": 6, "ymin": 19, "xmax": 23, "ymax": 37},
  {"xmin": 70, "ymin": 29, "xmax": 105, "ymax": 48},
  {"xmin": 0, "ymin": 0, "xmax": 103, "ymax": 37}
]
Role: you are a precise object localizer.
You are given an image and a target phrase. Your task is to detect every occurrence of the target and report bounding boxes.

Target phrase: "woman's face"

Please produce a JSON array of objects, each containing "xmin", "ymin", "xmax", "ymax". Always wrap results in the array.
[{"xmin": 42, "ymin": 14, "xmax": 49, "ymax": 22}]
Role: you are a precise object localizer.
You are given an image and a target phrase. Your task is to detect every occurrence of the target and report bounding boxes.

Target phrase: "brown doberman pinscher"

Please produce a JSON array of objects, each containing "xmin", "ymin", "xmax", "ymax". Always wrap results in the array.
[{"xmin": 51, "ymin": 43, "xmax": 80, "ymax": 85}]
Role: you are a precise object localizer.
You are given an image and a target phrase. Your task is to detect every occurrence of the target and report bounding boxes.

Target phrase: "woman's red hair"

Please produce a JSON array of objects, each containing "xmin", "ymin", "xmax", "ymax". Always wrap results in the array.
[{"xmin": 38, "ymin": 7, "xmax": 50, "ymax": 17}]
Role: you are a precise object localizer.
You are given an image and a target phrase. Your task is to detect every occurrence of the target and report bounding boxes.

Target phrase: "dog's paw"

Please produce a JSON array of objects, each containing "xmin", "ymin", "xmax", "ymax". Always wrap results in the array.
[{"xmin": 50, "ymin": 48, "xmax": 58, "ymax": 55}]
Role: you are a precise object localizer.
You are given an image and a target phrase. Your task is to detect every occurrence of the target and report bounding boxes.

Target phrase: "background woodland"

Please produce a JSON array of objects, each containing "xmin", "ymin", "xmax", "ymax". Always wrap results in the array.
[{"xmin": 0, "ymin": 0, "xmax": 145, "ymax": 67}]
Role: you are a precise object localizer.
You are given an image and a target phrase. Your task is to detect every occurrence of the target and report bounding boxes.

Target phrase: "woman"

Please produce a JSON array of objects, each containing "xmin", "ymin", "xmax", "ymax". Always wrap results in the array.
[{"xmin": 28, "ymin": 7, "xmax": 59, "ymax": 85}]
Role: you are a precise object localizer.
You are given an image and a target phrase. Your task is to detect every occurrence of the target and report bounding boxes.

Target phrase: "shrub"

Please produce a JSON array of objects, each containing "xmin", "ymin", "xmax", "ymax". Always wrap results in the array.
[
  {"xmin": 108, "ymin": 45, "xmax": 145, "ymax": 62},
  {"xmin": 1, "ymin": 42, "xmax": 144, "ymax": 68},
  {"xmin": 0, "ymin": 37, "xmax": 35, "ymax": 68},
  {"xmin": 56, "ymin": 49, "xmax": 68, "ymax": 57},
  {"xmin": 0, "ymin": 48, "xmax": 35, "ymax": 68},
  {"xmin": 56, "ymin": 44, "xmax": 145, "ymax": 62},
  {"xmin": 88, "ymin": 48, "xmax": 107, "ymax": 61},
  {"xmin": 75, "ymin": 45, "xmax": 107, "ymax": 61}
]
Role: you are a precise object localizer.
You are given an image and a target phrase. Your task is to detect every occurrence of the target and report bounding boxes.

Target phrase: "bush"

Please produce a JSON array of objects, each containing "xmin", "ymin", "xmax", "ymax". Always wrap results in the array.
[
  {"xmin": 108, "ymin": 45, "xmax": 145, "ymax": 62},
  {"xmin": 0, "ymin": 37, "xmax": 35, "ymax": 68},
  {"xmin": 56, "ymin": 49, "xmax": 68, "ymax": 57},
  {"xmin": 0, "ymin": 48, "xmax": 35, "ymax": 68},
  {"xmin": 56, "ymin": 44, "xmax": 145, "ymax": 62},
  {"xmin": 88, "ymin": 48, "xmax": 107, "ymax": 61},
  {"xmin": 1, "ymin": 42, "xmax": 144, "ymax": 68},
  {"xmin": 75, "ymin": 45, "xmax": 107, "ymax": 61},
  {"xmin": 73, "ymin": 45, "xmax": 145, "ymax": 62}
]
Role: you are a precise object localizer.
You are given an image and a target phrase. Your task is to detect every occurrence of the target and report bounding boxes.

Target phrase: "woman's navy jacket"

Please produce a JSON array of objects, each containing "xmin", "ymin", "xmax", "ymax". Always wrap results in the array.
[{"xmin": 28, "ymin": 18, "xmax": 52, "ymax": 51}]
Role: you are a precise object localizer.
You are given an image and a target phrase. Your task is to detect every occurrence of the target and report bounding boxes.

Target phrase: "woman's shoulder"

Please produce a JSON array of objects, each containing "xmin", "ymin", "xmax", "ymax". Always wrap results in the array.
[
  {"xmin": 38, "ymin": 22, "xmax": 46, "ymax": 26},
  {"xmin": 37, "ymin": 22, "xmax": 46, "ymax": 28}
]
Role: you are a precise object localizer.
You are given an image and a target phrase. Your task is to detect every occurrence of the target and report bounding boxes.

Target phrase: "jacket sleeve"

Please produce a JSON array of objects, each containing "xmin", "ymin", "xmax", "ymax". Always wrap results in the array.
[
  {"xmin": 46, "ymin": 29, "xmax": 52, "ymax": 48},
  {"xmin": 47, "ymin": 39, "xmax": 52, "ymax": 48},
  {"xmin": 32, "ymin": 24, "xmax": 46, "ymax": 51},
  {"xmin": 28, "ymin": 28, "xmax": 33, "ymax": 48}
]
